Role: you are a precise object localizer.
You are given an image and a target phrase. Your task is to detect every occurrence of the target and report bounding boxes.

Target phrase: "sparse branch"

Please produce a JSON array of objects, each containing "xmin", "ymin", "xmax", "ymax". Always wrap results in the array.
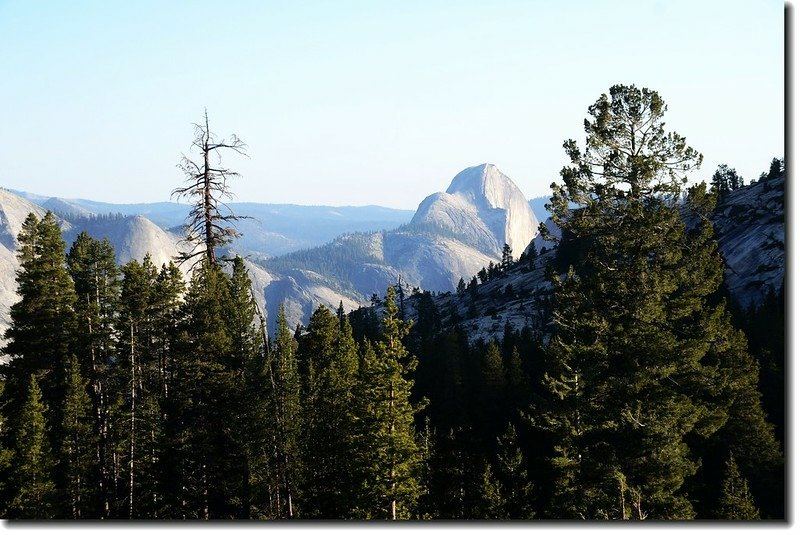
[{"xmin": 171, "ymin": 110, "xmax": 249, "ymax": 268}]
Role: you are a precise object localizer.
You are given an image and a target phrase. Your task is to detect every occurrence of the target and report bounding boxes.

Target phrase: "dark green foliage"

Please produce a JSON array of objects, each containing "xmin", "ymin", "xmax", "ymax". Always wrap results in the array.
[
  {"xmin": 478, "ymin": 342, "xmax": 506, "ymax": 445},
  {"xmin": 161, "ymin": 260, "xmax": 239, "ymax": 518},
  {"xmin": 479, "ymin": 463, "xmax": 504, "ymax": 519},
  {"xmin": 494, "ymin": 424, "xmax": 534, "ymax": 519},
  {"xmin": 534, "ymin": 84, "xmax": 759, "ymax": 520},
  {"xmin": 714, "ymin": 453, "xmax": 760, "ymax": 520},
  {"xmin": 739, "ymin": 284, "xmax": 784, "ymax": 445},
  {"xmin": 66, "ymin": 231, "xmax": 122, "ymax": 518},
  {"xmin": 225, "ymin": 257, "xmax": 269, "ymax": 518},
  {"xmin": 711, "ymin": 164, "xmax": 743, "ymax": 199},
  {"xmin": 421, "ymin": 427, "xmax": 486, "ymax": 519},
  {"xmin": 296, "ymin": 304, "xmax": 360, "ymax": 518},
  {"xmin": 501, "ymin": 243, "xmax": 513, "ymax": 271},
  {"xmin": 2, "ymin": 212, "xmax": 78, "ymax": 432},
  {"xmin": 8, "ymin": 375, "xmax": 57, "ymax": 518},
  {"xmin": 698, "ymin": 322, "xmax": 784, "ymax": 518},
  {"xmin": 268, "ymin": 305, "xmax": 302, "ymax": 518},
  {"xmin": 759, "ymin": 157, "xmax": 784, "ymax": 181},
  {"xmin": 0, "ymin": 380, "xmax": 13, "ymax": 516},
  {"xmin": 62, "ymin": 355, "xmax": 97, "ymax": 519},
  {"xmin": 350, "ymin": 287, "xmax": 422, "ymax": 519}
]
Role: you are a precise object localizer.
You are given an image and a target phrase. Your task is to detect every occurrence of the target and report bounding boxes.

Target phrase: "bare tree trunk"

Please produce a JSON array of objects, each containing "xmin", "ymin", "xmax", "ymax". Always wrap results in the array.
[
  {"xmin": 152, "ymin": 427, "xmax": 158, "ymax": 518},
  {"xmin": 129, "ymin": 322, "xmax": 136, "ymax": 519},
  {"xmin": 202, "ymin": 113, "xmax": 215, "ymax": 265},
  {"xmin": 389, "ymin": 378, "xmax": 396, "ymax": 520},
  {"xmin": 202, "ymin": 461, "xmax": 209, "ymax": 520},
  {"xmin": 113, "ymin": 449, "xmax": 120, "ymax": 516}
]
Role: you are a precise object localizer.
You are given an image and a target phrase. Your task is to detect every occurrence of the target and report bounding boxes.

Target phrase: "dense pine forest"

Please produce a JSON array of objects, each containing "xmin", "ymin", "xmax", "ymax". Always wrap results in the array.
[{"xmin": 0, "ymin": 85, "xmax": 784, "ymax": 520}]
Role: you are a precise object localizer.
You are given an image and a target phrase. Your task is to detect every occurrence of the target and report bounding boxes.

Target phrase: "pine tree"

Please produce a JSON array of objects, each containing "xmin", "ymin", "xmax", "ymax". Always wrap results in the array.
[
  {"xmin": 681, "ymin": 183, "xmax": 783, "ymax": 519},
  {"xmin": 422, "ymin": 426, "xmax": 485, "ymax": 519},
  {"xmin": 495, "ymin": 424, "xmax": 534, "ymax": 519},
  {"xmin": 224, "ymin": 256, "xmax": 267, "ymax": 518},
  {"xmin": 478, "ymin": 463, "xmax": 504, "ymax": 519},
  {"xmin": 505, "ymin": 347, "xmax": 529, "ymax": 411},
  {"xmin": 145, "ymin": 261, "xmax": 184, "ymax": 518},
  {"xmin": 118, "ymin": 255, "xmax": 166, "ymax": 518},
  {"xmin": 160, "ymin": 259, "xmax": 235, "ymax": 518},
  {"xmin": 297, "ymin": 303, "xmax": 360, "ymax": 518},
  {"xmin": 62, "ymin": 355, "xmax": 97, "ymax": 519},
  {"xmin": 714, "ymin": 453, "xmax": 760, "ymax": 520},
  {"xmin": 478, "ymin": 342, "xmax": 506, "ymax": 446},
  {"xmin": 0, "ymin": 379, "xmax": 14, "ymax": 516},
  {"xmin": 535, "ymin": 84, "xmax": 735, "ymax": 520},
  {"xmin": 710, "ymin": 164, "xmax": 743, "ymax": 198},
  {"xmin": 135, "ymin": 261, "xmax": 184, "ymax": 519},
  {"xmin": 297, "ymin": 305, "xmax": 339, "ymax": 401},
  {"xmin": 268, "ymin": 304, "xmax": 301, "ymax": 518},
  {"xmin": 8, "ymin": 375, "xmax": 57, "ymax": 518},
  {"xmin": 2, "ymin": 212, "xmax": 78, "ymax": 434},
  {"xmin": 761, "ymin": 157, "xmax": 784, "ymax": 181},
  {"xmin": 456, "ymin": 277, "xmax": 466, "ymax": 294},
  {"xmin": 501, "ymin": 243, "xmax": 513, "ymax": 271},
  {"xmin": 351, "ymin": 286, "xmax": 422, "ymax": 519},
  {"xmin": 703, "ymin": 324, "xmax": 783, "ymax": 518},
  {"xmin": 66, "ymin": 231, "xmax": 121, "ymax": 518}
]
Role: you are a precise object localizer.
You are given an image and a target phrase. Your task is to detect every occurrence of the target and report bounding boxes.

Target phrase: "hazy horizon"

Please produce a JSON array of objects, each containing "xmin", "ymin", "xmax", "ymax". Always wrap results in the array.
[{"xmin": 0, "ymin": 1, "xmax": 784, "ymax": 209}]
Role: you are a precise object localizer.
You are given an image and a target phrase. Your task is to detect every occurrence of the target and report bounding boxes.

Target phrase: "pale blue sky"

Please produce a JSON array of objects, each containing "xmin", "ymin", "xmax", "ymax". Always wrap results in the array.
[{"xmin": 0, "ymin": 0, "xmax": 785, "ymax": 209}]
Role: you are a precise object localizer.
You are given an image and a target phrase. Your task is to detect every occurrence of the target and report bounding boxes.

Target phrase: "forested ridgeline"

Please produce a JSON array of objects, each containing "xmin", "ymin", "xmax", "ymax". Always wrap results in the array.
[{"xmin": 0, "ymin": 86, "xmax": 785, "ymax": 520}]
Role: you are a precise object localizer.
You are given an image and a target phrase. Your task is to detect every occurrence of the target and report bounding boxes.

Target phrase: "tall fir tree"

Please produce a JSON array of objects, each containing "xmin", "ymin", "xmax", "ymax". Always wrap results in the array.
[
  {"xmin": 118, "ymin": 255, "xmax": 163, "ymax": 518},
  {"xmin": 8, "ymin": 375, "xmax": 57, "ymax": 518},
  {"xmin": 66, "ymin": 231, "xmax": 122, "ymax": 518},
  {"xmin": 160, "ymin": 259, "xmax": 235, "ymax": 518},
  {"xmin": 143, "ymin": 261, "xmax": 185, "ymax": 518},
  {"xmin": 351, "ymin": 286, "xmax": 422, "ymax": 519},
  {"xmin": 478, "ymin": 342, "xmax": 506, "ymax": 447},
  {"xmin": 297, "ymin": 304, "xmax": 360, "ymax": 518},
  {"xmin": 494, "ymin": 424, "xmax": 534, "ymax": 519},
  {"xmin": 224, "ymin": 256, "xmax": 268, "ymax": 517},
  {"xmin": 268, "ymin": 304, "xmax": 302, "ymax": 518},
  {"xmin": 2, "ymin": 212, "xmax": 78, "ymax": 440},
  {"xmin": 61, "ymin": 354, "xmax": 97, "ymax": 519},
  {"xmin": 714, "ymin": 453, "xmax": 760, "ymax": 520}
]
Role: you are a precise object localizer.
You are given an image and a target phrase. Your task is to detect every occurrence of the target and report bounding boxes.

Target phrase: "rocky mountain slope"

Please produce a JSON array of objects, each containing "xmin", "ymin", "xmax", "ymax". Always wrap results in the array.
[
  {"xmin": 258, "ymin": 164, "xmax": 539, "ymax": 329},
  {"xmin": 711, "ymin": 174, "xmax": 785, "ymax": 308},
  {"xmin": 0, "ymin": 193, "xmax": 194, "ymax": 338},
  {"xmin": 403, "ymin": 172, "xmax": 786, "ymax": 344}
]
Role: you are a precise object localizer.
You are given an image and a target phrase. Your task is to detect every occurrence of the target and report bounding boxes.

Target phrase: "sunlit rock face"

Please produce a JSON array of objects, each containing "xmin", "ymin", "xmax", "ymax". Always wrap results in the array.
[{"xmin": 411, "ymin": 164, "xmax": 539, "ymax": 258}]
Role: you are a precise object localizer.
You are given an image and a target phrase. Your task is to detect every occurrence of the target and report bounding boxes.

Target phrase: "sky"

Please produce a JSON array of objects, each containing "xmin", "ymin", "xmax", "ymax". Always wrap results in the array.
[{"xmin": 0, "ymin": 0, "xmax": 785, "ymax": 209}]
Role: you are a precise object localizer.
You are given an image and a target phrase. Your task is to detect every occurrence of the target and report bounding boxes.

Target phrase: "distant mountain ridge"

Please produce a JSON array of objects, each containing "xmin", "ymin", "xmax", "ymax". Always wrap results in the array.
[
  {"xmin": 9, "ymin": 189, "xmax": 415, "ymax": 258},
  {"xmin": 1, "ymin": 164, "xmax": 538, "ymax": 333},
  {"xmin": 0, "ymin": 168, "xmax": 786, "ymax": 342}
]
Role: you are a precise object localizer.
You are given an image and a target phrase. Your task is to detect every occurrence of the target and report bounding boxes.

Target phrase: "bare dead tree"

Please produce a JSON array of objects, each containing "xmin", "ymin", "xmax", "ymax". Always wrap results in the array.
[{"xmin": 172, "ymin": 110, "xmax": 249, "ymax": 267}]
